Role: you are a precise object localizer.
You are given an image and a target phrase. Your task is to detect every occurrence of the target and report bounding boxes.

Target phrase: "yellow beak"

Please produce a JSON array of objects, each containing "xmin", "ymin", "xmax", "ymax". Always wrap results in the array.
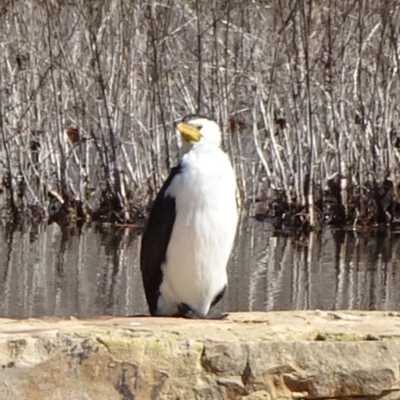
[{"xmin": 176, "ymin": 122, "xmax": 201, "ymax": 142}]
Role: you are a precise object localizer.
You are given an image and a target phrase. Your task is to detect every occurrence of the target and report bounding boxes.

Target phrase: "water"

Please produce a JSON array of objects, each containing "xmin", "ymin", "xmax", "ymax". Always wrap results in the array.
[{"xmin": 0, "ymin": 218, "xmax": 399, "ymax": 319}]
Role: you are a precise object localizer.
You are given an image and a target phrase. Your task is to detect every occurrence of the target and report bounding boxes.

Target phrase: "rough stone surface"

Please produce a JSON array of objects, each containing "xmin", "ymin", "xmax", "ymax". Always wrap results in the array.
[{"xmin": 0, "ymin": 311, "xmax": 400, "ymax": 399}]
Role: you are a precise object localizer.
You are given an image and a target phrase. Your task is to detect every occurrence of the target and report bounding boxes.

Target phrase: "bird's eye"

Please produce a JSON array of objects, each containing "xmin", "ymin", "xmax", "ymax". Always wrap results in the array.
[{"xmin": 196, "ymin": 125, "xmax": 202, "ymax": 130}]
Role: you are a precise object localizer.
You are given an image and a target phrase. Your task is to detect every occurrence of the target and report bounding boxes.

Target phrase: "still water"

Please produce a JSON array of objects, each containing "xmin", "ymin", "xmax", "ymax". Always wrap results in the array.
[{"xmin": 0, "ymin": 217, "xmax": 399, "ymax": 318}]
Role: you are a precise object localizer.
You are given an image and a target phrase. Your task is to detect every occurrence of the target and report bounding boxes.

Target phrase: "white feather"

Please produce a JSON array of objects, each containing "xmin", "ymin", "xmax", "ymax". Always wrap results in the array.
[{"xmin": 156, "ymin": 121, "xmax": 238, "ymax": 316}]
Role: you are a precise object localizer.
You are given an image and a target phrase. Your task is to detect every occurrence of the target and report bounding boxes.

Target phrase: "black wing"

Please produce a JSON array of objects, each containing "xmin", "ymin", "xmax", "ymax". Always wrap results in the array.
[{"xmin": 140, "ymin": 165, "xmax": 182, "ymax": 315}]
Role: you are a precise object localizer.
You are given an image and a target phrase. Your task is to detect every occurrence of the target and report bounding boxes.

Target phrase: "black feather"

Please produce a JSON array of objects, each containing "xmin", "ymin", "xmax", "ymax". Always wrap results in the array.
[
  {"xmin": 140, "ymin": 164, "xmax": 182, "ymax": 315},
  {"xmin": 211, "ymin": 285, "xmax": 227, "ymax": 307}
]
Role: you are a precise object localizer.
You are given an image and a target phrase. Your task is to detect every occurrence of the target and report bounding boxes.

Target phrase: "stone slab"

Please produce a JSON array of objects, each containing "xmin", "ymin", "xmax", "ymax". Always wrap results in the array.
[{"xmin": 0, "ymin": 311, "xmax": 399, "ymax": 399}]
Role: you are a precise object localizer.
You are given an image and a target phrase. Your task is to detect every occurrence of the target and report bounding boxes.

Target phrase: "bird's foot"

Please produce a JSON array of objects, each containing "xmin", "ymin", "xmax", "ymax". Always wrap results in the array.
[
  {"xmin": 177, "ymin": 303, "xmax": 228, "ymax": 320},
  {"xmin": 205, "ymin": 311, "xmax": 229, "ymax": 320},
  {"xmin": 177, "ymin": 303, "xmax": 204, "ymax": 319}
]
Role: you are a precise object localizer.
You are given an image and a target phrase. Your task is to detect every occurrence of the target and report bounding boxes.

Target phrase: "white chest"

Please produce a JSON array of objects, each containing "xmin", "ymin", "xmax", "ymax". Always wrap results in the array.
[{"xmin": 159, "ymin": 145, "xmax": 238, "ymax": 315}]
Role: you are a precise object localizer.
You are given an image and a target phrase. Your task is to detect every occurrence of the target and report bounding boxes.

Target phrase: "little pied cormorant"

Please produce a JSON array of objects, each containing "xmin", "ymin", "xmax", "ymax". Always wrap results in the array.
[{"xmin": 140, "ymin": 115, "xmax": 238, "ymax": 318}]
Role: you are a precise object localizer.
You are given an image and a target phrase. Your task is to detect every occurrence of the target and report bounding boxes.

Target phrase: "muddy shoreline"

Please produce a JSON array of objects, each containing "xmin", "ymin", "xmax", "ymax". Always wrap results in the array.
[
  {"xmin": 255, "ymin": 175, "xmax": 400, "ymax": 232},
  {"xmin": 1, "ymin": 173, "xmax": 400, "ymax": 233}
]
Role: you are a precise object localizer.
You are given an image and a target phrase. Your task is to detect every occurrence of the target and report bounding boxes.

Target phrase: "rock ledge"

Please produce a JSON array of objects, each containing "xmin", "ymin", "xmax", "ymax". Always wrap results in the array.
[{"xmin": 1, "ymin": 311, "xmax": 400, "ymax": 400}]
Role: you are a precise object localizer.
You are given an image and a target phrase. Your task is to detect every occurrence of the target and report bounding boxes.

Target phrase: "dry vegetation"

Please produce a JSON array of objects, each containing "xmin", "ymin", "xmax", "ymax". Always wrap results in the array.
[{"xmin": 1, "ymin": 0, "xmax": 400, "ymax": 229}]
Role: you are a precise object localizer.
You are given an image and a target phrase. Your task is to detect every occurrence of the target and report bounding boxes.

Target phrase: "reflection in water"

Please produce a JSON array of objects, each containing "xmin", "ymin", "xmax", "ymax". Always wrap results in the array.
[
  {"xmin": 0, "ymin": 224, "xmax": 147, "ymax": 318},
  {"xmin": 0, "ymin": 218, "xmax": 399, "ymax": 318}
]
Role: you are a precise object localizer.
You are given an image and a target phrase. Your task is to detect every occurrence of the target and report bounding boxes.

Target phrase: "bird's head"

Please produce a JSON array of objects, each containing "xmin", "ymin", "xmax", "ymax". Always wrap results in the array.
[{"xmin": 176, "ymin": 115, "xmax": 222, "ymax": 154}]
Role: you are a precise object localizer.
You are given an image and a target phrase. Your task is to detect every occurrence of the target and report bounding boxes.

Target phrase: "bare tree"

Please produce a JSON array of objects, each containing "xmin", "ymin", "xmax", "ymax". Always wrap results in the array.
[{"xmin": 0, "ymin": 0, "xmax": 399, "ymax": 227}]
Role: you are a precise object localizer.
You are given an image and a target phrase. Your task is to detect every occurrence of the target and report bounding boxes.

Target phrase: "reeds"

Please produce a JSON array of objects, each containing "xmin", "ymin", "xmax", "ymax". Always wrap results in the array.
[{"xmin": 0, "ymin": 0, "xmax": 399, "ymax": 227}]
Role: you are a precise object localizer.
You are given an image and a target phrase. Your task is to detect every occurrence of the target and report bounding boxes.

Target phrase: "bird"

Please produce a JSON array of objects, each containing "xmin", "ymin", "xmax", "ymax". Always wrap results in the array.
[{"xmin": 140, "ymin": 114, "xmax": 238, "ymax": 318}]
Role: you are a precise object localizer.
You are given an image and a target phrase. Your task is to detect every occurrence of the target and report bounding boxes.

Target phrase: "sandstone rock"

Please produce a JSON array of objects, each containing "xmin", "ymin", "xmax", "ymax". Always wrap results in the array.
[
  {"xmin": 240, "ymin": 390, "xmax": 271, "ymax": 400},
  {"xmin": 0, "ymin": 311, "xmax": 399, "ymax": 399}
]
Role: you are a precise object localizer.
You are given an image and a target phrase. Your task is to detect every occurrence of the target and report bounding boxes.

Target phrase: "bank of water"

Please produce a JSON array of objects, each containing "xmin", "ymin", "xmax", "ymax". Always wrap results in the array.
[{"xmin": 0, "ymin": 217, "xmax": 399, "ymax": 318}]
